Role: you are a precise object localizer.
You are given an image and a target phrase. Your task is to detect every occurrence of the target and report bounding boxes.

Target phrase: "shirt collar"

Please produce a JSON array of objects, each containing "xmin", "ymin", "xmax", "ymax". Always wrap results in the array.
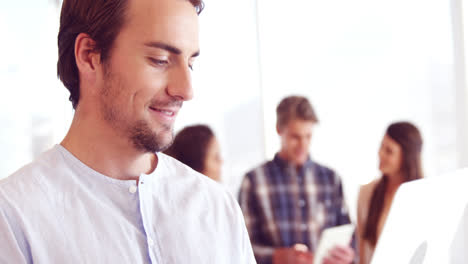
[{"xmin": 273, "ymin": 152, "xmax": 314, "ymax": 170}]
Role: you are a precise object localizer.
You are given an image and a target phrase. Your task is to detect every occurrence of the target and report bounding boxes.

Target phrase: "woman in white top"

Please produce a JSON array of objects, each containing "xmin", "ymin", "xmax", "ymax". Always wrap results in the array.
[{"xmin": 357, "ymin": 122, "xmax": 423, "ymax": 264}]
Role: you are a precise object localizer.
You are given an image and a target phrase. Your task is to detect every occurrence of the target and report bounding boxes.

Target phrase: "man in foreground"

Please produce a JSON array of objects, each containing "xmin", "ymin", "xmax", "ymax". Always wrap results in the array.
[{"xmin": 0, "ymin": 0, "xmax": 255, "ymax": 263}]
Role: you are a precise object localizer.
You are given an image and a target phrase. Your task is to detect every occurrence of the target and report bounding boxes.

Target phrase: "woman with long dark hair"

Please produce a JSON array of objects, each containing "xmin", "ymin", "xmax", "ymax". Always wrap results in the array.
[
  {"xmin": 164, "ymin": 124, "xmax": 223, "ymax": 182},
  {"xmin": 356, "ymin": 122, "xmax": 423, "ymax": 264}
]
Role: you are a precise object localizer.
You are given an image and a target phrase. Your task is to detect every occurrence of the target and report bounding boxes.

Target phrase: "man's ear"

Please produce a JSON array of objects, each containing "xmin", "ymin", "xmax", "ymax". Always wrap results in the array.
[{"xmin": 74, "ymin": 33, "xmax": 101, "ymax": 84}]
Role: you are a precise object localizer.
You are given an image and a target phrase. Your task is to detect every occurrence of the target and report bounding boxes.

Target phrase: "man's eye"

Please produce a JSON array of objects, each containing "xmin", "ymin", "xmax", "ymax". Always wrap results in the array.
[
  {"xmin": 189, "ymin": 64, "xmax": 194, "ymax": 71},
  {"xmin": 149, "ymin": 58, "xmax": 168, "ymax": 66}
]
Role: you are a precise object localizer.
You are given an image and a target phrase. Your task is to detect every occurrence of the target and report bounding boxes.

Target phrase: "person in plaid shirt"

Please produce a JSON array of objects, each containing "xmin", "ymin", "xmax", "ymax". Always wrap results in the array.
[{"xmin": 239, "ymin": 95, "xmax": 355, "ymax": 264}]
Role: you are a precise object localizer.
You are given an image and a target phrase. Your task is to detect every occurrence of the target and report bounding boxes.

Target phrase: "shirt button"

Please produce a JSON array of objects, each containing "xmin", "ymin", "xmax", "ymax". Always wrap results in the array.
[
  {"xmin": 129, "ymin": 185, "xmax": 137, "ymax": 194},
  {"xmin": 148, "ymin": 237, "xmax": 154, "ymax": 246},
  {"xmin": 301, "ymin": 224, "xmax": 308, "ymax": 231},
  {"xmin": 299, "ymin": 199, "xmax": 306, "ymax": 207}
]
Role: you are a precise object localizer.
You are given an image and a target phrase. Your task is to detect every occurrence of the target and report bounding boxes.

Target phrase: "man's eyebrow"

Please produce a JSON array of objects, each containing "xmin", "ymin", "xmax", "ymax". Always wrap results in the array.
[{"xmin": 144, "ymin": 42, "xmax": 200, "ymax": 58}]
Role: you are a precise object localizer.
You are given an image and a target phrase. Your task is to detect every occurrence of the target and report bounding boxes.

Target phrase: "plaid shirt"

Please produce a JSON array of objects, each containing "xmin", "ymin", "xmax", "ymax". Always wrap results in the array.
[{"xmin": 238, "ymin": 154, "xmax": 351, "ymax": 264}]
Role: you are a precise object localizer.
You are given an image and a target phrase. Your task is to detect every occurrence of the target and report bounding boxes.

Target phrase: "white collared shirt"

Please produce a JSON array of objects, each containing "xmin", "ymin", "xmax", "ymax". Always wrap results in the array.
[{"xmin": 0, "ymin": 145, "xmax": 256, "ymax": 263}]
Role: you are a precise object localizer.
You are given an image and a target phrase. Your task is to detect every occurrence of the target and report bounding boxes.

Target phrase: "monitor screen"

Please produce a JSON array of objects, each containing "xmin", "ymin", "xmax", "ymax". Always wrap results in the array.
[{"xmin": 371, "ymin": 169, "xmax": 468, "ymax": 264}]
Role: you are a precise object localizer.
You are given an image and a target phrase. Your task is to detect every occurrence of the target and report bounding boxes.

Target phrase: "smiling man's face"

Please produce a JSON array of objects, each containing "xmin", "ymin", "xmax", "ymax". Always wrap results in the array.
[{"xmin": 97, "ymin": 0, "xmax": 200, "ymax": 153}]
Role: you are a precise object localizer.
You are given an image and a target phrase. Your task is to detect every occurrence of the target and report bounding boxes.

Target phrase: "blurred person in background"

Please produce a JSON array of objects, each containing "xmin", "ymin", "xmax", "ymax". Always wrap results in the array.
[
  {"xmin": 357, "ymin": 121, "xmax": 423, "ymax": 264},
  {"xmin": 165, "ymin": 124, "xmax": 223, "ymax": 182},
  {"xmin": 239, "ymin": 95, "xmax": 355, "ymax": 264}
]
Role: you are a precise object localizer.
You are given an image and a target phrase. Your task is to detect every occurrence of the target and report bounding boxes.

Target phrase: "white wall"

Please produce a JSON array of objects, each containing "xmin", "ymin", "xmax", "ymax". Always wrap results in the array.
[
  {"xmin": 174, "ymin": 0, "xmax": 265, "ymax": 195},
  {"xmin": 0, "ymin": 1, "xmax": 72, "ymax": 177},
  {"xmin": 456, "ymin": 0, "xmax": 468, "ymax": 168}
]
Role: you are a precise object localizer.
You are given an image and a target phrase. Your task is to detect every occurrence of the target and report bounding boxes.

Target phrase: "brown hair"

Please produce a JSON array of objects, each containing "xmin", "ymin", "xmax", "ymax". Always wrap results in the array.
[
  {"xmin": 164, "ymin": 125, "xmax": 214, "ymax": 173},
  {"xmin": 363, "ymin": 121, "xmax": 423, "ymax": 246},
  {"xmin": 57, "ymin": 0, "xmax": 205, "ymax": 109},
  {"xmin": 276, "ymin": 95, "xmax": 318, "ymax": 129}
]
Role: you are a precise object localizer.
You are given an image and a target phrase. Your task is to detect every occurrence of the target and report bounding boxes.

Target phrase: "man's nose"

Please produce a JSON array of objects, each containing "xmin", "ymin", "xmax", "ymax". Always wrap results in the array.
[{"xmin": 167, "ymin": 65, "xmax": 193, "ymax": 101}]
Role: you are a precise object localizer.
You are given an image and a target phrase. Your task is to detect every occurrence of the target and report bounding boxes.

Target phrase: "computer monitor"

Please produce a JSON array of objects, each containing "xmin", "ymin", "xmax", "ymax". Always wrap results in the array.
[{"xmin": 370, "ymin": 168, "xmax": 468, "ymax": 264}]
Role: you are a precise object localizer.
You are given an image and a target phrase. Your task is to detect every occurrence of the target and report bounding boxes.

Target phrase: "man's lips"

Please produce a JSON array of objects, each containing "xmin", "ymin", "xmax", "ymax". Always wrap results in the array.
[
  {"xmin": 148, "ymin": 100, "xmax": 182, "ymax": 120},
  {"xmin": 149, "ymin": 106, "xmax": 177, "ymax": 117}
]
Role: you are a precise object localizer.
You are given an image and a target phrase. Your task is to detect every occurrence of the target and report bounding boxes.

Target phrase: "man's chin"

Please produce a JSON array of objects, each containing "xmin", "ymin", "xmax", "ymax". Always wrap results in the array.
[
  {"xmin": 130, "ymin": 122, "xmax": 174, "ymax": 153},
  {"xmin": 155, "ymin": 129, "xmax": 175, "ymax": 152},
  {"xmin": 292, "ymin": 155, "xmax": 308, "ymax": 166},
  {"xmin": 158, "ymin": 139, "xmax": 173, "ymax": 152}
]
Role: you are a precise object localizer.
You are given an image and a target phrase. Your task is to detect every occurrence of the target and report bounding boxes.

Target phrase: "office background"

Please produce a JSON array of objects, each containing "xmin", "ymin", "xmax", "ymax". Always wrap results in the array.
[{"xmin": 1, "ymin": 0, "xmax": 467, "ymax": 220}]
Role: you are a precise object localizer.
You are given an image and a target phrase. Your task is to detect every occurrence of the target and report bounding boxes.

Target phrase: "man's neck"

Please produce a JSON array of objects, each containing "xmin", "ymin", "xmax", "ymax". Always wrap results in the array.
[
  {"xmin": 277, "ymin": 150, "xmax": 308, "ymax": 169},
  {"xmin": 61, "ymin": 112, "xmax": 157, "ymax": 182}
]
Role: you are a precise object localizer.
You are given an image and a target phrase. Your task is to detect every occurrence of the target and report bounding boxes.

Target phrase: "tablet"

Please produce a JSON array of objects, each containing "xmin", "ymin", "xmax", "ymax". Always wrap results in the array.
[{"xmin": 314, "ymin": 224, "xmax": 355, "ymax": 264}]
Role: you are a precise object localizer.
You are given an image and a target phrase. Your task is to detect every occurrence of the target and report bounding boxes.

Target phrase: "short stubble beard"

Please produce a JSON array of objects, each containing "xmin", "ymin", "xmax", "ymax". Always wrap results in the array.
[
  {"xmin": 129, "ymin": 120, "xmax": 174, "ymax": 153},
  {"xmin": 99, "ymin": 64, "xmax": 176, "ymax": 153}
]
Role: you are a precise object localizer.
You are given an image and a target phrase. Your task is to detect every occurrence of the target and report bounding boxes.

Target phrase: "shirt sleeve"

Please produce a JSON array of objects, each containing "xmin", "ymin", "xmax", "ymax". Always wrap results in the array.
[
  {"xmin": 333, "ymin": 172, "xmax": 352, "ymax": 225},
  {"xmin": 0, "ymin": 204, "xmax": 29, "ymax": 264},
  {"xmin": 234, "ymin": 198, "xmax": 259, "ymax": 264},
  {"xmin": 356, "ymin": 185, "xmax": 368, "ymax": 264},
  {"xmin": 238, "ymin": 174, "xmax": 275, "ymax": 264},
  {"xmin": 333, "ymin": 172, "xmax": 358, "ymax": 263}
]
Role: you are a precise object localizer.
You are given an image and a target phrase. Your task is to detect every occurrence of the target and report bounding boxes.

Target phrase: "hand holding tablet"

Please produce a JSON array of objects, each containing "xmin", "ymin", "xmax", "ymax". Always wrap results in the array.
[{"xmin": 314, "ymin": 224, "xmax": 355, "ymax": 264}]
